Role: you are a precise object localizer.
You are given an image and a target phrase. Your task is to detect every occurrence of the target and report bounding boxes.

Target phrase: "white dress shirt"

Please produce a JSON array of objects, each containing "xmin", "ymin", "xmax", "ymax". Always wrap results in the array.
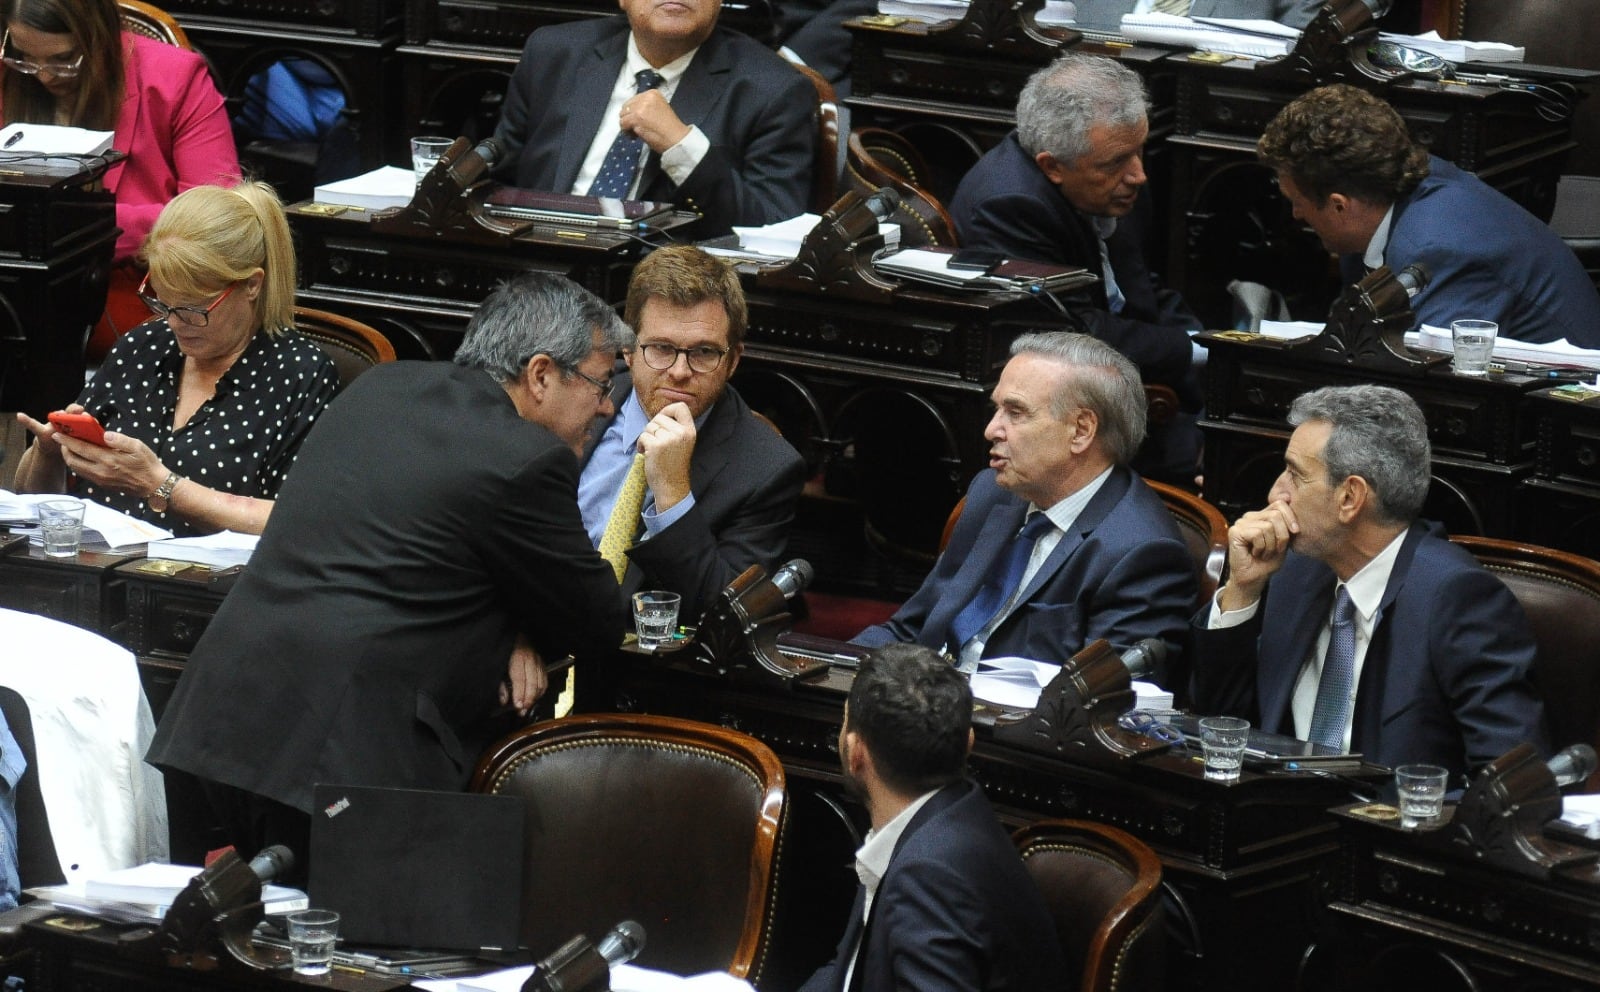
[
  {"xmin": 570, "ymin": 37, "xmax": 711, "ymax": 199},
  {"xmin": 840, "ymin": 788, "xmax": 939, "ymax": 991}
]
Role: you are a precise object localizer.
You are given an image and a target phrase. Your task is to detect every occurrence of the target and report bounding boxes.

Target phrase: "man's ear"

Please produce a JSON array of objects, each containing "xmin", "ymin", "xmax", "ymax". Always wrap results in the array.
[
  {"xmin": 1035, "ymin": 151, "xmax": 1066, "ymax": 185},
  {"xmin": 1337, "ymin": 474, "xmax": 1370, "ymax": 524},
  {"xmin": 1067, "ymin": 407, "xmax": 1099, "ymax": 454}
]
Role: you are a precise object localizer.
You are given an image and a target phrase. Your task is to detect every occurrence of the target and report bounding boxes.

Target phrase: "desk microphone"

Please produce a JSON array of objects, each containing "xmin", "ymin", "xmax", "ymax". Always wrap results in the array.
[
  {"xmin": 1119, "ymin": 638, "xmax": 1167, "ymax": 682},
  {"xmin": 1396, "ymin": 263, "xmax": 1429, "ymax": 299},
  {"xmin": 246, "ymin": 844, "xmax": 294, "ymax": 883},
  {"xmin": 471, "ymin": 136, "xmax": 502, "ymax": 173},
  {"xmin": 771, "ymin": 558, "xmax": 814, "ymax": 600},
  {"xmin": 861, "ymin": 186, "xmax": 901, "ymax": 223},
  {"xmin": 523, "ymin": 920, "xmax": 646, "ymax": 992},
  {"xmin": 1548, "ymin": 743, "xmax": 1597, "ymax": 788}
]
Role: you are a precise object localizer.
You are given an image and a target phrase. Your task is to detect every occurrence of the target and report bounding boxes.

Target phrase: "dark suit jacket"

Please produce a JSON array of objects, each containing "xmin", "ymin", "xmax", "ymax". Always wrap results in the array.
[
  {"xmin": 1189, "ymin": 522, "xmax": 1548, "ymax": 779},
  {"xmin": 777, "ymin": 0, "xmax": 875, "ymax": 94},
  {"xmin": 949, "ymin": 133, "xmax": 1197, "ymax": 394},
  {"xmin": 1069, "ymin": 0, "xmax": 1322, "ymax": 31},
  {"xmin": 582, "ymin": 376, "xmax": 805, "ymax": 624},
  {"xmin": 799, "ymin": 780, "xmax": 1064, "ymax": 992},
  {"xmin": 492, "ymin": 16, "xmax": 817, "ymax": 234},
  {"xmin": 146, "ymin": 362, "xmax": 624, "ymax": 813},
  {"xmin": 854, "ymin": 466, "xmax": 1196, "ymax": 685},
  {"xmin": 1338, "ymin": 156, "xmax": 1600, "ymax": 349}
]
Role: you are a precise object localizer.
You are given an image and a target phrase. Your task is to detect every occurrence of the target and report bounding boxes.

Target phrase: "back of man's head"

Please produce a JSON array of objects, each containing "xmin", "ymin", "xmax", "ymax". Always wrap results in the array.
[
  {"xmin": 847, "ymin": 644, "xmax": 971, "ymax": 796},
  {"xmin": 1016, "ymin": 51, "xmax": 1147, "ymax": 164},
  {"xmin": 1009, "ymin": 331, "xmax": 1147, "ymax": 466},
  {"xmin": 455, "ymin": 271, "xmax": 633, "ymax": 382},
  {"xmin": 623, "ymin": 245, "xmax": 749, "ymax": 347},
  {"xmin": 1257, "ymin": 83, "xmax": 1430, "ymax": 207},
  {"xmin": 1288, "ymin": 384, "xmax": 1430, "ymax": 524}
]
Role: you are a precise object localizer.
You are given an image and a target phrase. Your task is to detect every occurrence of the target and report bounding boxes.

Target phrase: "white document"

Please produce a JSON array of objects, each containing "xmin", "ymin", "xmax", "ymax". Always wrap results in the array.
[
  {"xmin": 0, "ymin": 122, "xmax": 115, "ymax": 156},
  {"xmin": 1560, "ymin": 794, "xmax": 1600, "ymax": 838},
  {"xmin": 313, "ymin": 165, "xmax": 418, "ymax": 210},
  {"xmin": 1118, "ymin": 12, "xmax": 1294, "ymax": 58},
  {"xmin": 1257, "ymin": 320, "xmax": 1324, "ymax": 341},
  {"xmin": 1378, "ymin": 30, "xmax": 1524, "ymax": 64},
  {"xmin": 733, "ymin": 213, "xmax": 823, "ymax": 258},
  {"xmin": 1408, "ymin": 326, "xmax": 1600, "ymax": 371},
  {"xmin": 435, "ymin": 963, "xmax": 754, "ymax": 992},
  {"xmin": 146, "ymin": 530, "xmax": 258, "ymax": 569},
  {"xmin": 970, "ymin": 657, "xmax": 1058, "ymax": 710}
]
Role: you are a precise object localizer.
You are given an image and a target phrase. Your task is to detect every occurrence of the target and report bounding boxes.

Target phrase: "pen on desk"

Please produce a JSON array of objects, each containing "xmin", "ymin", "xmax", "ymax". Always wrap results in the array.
[{"xmin": 3, "ymin": 130, "xmax": 22, "ymax": 149}]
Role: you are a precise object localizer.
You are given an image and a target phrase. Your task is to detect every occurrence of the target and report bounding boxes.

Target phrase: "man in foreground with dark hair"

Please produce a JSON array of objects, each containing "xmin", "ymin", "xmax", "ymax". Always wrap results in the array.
[
  {"xmin": 800, "ymin": 643, "xmax": 1064, "ymax": 992},
  {"xmin": 1257, "ymin": 83, "xmax": 1600, "ymax": 347},
  {"xmin": 1191, "ymin": 384, "xmax": 1547, "ymax": 779}
]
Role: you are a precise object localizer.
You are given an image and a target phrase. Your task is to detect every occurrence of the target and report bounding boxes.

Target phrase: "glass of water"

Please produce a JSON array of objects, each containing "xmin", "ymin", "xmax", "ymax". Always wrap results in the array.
[
  {"xmin": 1198, "ymin": 716, "xmax": 1250, "ymax": 782},
  {"xmin": 1450, "ymin": 319, "xmax": 1498, "ymax": 375},
  {"xmin": 409, "ymin": 135, "xmax": 452, "ymax": 184},
  {"xmin": 37, "ymin": 498, "xmax": 86, "ymax": 557},
  {"xmin": 286, "ymin": 908, "xmax": 340, "ymax": 976},
  {"xmin": 632, "ymin": 590, "xmax": 681, "ymax": 649},
  {"xmin": 1395, "ymin": 764, "xmax": 1449, "ymax": 829}
]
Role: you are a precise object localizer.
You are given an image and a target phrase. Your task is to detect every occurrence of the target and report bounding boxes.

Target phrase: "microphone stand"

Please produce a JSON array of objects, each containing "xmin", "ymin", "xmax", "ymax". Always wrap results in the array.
[
  {"xmin": 1448, "ymin": 742, "xmax": 1599, "ymax": 880},
  {"xmin": 1284, "ymin": 264, "xmax": 1445, "ymax": 373},
  {"xmin": 687, "ymin": 564, "xmax": 829, "ymax": 684}
]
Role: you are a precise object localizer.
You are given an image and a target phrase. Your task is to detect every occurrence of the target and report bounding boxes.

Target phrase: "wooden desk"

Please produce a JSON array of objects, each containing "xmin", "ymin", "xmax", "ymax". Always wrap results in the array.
[
  {"xmin": 1309, "ymin": 806, "xmax": 1600, "ymax": 991},
  {"xmin": 587, "ymin": 649, "xmax": 1381, "ymax": 992},
  {"xmin": 1199, "ymin": 331, "xmax": 1555, "ymax": 540},
  {"xmin": 15, "ymin": 910, "xmax": 408, "ymax": 992},
  {"xmin": 0, "ymin": 539, "xmax": 143, "ymax": 639},
  {"xmin": 1521, "ymin": 386, "xmax": 1600, "ymax": 560}
]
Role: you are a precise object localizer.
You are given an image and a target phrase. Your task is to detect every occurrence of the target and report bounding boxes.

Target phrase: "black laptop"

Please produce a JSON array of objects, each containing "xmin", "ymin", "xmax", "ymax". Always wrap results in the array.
[{"xmin": 308, "ymin": 783, "xmax": 525, "ymax": 953}]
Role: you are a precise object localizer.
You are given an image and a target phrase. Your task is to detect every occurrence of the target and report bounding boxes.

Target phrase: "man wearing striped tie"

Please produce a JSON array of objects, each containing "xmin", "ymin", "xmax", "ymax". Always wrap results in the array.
[
  {"xmin": 1190, "ymin": 384, "xmax": 1547, "ymax": 780},
  {"xmin": 577, "ymin": 246, "xmax": 805, "ymax": 628}
]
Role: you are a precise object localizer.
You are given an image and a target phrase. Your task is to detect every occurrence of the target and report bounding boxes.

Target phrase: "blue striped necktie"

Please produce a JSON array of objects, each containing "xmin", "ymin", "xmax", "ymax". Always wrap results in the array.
[
  {"xmin": 587, "ymin": 69, "xmax": 663, "ymax": 199},
  {"xmin": 1308, "ymin": 586, "xmax": 1356, "ymax": 750},
  {"xmin": 948, "ymin": 512, "xmax": 1055, "ymax": 650}
]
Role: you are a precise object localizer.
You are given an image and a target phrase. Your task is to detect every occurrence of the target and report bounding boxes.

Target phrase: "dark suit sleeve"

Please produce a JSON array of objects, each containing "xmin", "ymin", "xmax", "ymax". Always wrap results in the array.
[
  {"xmin": 1189, "ymin": 606, "xmax": 1267, "ymax": 724},
  {"xmin": 491, "ymin": 31, "xmax": 547, "ymax": 180},
  {"xmin": 1083, "ymin": 536, "xmax": 1196, "ymax": 685},
  {"xmin": 627, "ymin": 437, "xmax": 806, "ymax": 621},
  {"xmin": 1430, "ymin": 566, "xmax": 1549, "ymax": 770},
  {"xmin": 672, "ymin": 65, "xmax": 816, "ymax": 230},
  {"xmin": 873, "ymin": 856, "xmax": 996, "ymax": 992},
  {"xmin": 779, "ymin": 0, "xmax": 875, "ymax": 84},
  {"xmin": 485, "ymin": 444, "xmax": 625, "ymax": 662}
]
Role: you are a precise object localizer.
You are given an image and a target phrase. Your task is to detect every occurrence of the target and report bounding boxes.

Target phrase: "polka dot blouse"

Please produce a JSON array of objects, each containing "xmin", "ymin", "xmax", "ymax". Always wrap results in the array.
[{"xmin": 73, "ymin": 318, "xmax": 339, "ymax": 537}]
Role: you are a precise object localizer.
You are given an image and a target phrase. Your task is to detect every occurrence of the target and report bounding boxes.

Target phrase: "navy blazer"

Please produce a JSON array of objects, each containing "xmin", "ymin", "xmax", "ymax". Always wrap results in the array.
[
  {"xmin": 855, "ymin": 466, "xmax": 1196, "ymax": 686},
  {"xmin": 1338, "ymin": 156, "xmax": 1600, "ymax": 348},
  {"xmin": 799, "ymin": 780, "xmax": 1065, "ymax": 992},
  {"xmin": 492, "ymin": 16, "xmax": 816, "ymax": 233},
  {"xmin": 147, "ymin": 363, "xmax": 625, "ymax": 813},
  {"xmin": 1190, "ymin": 522, "xmax": 1548, "ymax": 779},
  {"xmin": 581, "ymin": 376, "xmax": 805, "ymax": 624}
]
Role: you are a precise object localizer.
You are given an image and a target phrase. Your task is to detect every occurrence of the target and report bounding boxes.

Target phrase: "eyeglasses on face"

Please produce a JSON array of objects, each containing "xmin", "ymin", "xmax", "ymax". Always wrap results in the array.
[
  {"xmin": 137, "ymin": 273, "xmax": 239, "ymax": 327},
  {"xmin": 564, "ymin": 365, "xmax": 615, "ymax": 402},
  {"xmin": 1, "ymin": 28, "xmax": 85, "ymax": 78},
  {"xmin": 638, "ymin": 342, "xmax": 728, "ymax": 374}
]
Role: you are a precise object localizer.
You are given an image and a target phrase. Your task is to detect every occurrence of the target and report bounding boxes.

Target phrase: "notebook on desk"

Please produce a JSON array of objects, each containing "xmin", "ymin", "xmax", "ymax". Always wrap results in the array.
[
  {"xmin": 482, "ymin": 186, "xmax": 674, "ymax": 229},
  {"xmin": 309, "ymin": 783, "xmax": 525, "ymax": 952}
]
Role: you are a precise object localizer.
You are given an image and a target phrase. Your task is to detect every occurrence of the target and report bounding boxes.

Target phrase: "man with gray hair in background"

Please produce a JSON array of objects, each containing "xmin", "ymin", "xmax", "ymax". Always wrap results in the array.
[
  {"xmin": 1191, "ymin": 384, "xmax": 1547, "ymax": 780},
  {"xmin": 853, "ymin": 331, "xmax": 1195, "ymax": 687},
  {"xmin": 148, "ymin": 272, "xmax": 632, "ymax": 879},
  {"xmin": 949, "ymin": 51, "xmax": 1202, "ymax": 483}
]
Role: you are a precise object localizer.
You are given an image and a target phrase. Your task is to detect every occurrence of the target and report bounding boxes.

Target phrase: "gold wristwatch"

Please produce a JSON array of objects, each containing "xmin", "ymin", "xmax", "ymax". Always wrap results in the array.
[{"xmin": 148, "ymin": 471, "xmax": 182, "ymax": 513}]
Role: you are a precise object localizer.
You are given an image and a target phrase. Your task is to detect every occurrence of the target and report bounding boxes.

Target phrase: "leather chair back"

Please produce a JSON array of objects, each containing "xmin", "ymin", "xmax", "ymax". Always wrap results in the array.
[
  {"xmin": 845, "ymin": 128, "xmax": 958, "ymax": 248},
  {"xmin": 470, "ymin": 714, "xmax": 787, "ymax": 982},
  {"xmin": 1146, "ymin": 480, "xmax": 1227, "ymax": 607},
  {"xmin": 118, "ymin": 0, "xmax": 192, "ymax": 48},
  {"xmin": 292, "ymin": 306, "xmax": 396, "ymax": 392},
  {"xmin": 783, "ymin": 59, "xmax": 842, "ymax": 214},
  {"xmin": 1449, "ymin": 535, "xmax": 1600, "ymax": 789},
  {"xmin": 1014, "ymin": 819, "xmax": 1165, "ymax": 992}
]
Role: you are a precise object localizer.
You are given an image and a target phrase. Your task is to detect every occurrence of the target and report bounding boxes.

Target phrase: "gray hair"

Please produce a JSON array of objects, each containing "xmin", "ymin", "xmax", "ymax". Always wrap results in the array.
[
  {"xmin": 1010, "ymin": 331, "xmax": 1146, "ymax": 465},
  {"xmin": 1288, "ymin": 385, "xmax": 1430, "ymax": 523},
  {"xmin": 455, "ymin": 271, "xmax": 633, "ymax": 382},
  {"xmin": 1016, "ymin": 52, "xmax": 1148, "ymax": 163}
]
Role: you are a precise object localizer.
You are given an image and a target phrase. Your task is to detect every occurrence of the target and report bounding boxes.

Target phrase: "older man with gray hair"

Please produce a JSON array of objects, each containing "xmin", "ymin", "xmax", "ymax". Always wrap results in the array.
[
  {"xmin": 148, "ymin": 272, "xmax": 633, "ymax": 879},
  {"xmin": 853, "ymin": 331, "xmax": 1196, "ymax": 685},
  {"xmin": 1191, "ymin": 384, "xmax": 1547, "ymax": 779},
  {"xmin": 949, "ymin": 51, "xmax": 1202, "ymax": 482}
]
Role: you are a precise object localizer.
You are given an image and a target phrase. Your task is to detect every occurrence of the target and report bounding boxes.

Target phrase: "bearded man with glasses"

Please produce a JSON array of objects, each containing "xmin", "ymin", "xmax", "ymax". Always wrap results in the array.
[{"xmin": 577, "ymin": 244, "xmax": 805, "ymax": 628}]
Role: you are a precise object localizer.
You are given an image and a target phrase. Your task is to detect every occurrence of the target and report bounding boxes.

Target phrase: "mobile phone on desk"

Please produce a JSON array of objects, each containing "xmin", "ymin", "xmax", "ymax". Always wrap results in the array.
[
  {"xmin": 948, "ymin": 247, "xmax": 1005, "ymax": 274},
  {"xmin": 47, "ymin": 411, "xmax": 107, "ymax": 446}
]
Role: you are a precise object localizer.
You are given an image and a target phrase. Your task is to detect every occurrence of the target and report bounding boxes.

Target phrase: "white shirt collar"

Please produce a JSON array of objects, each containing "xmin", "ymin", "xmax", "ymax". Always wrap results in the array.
[
  {"xmin": 1339, "ymin": 527, "xmax": 1408, "ymax": 624},
  {"xmin": 854, "ymin": 788, "xmax": 940, "ymax": 908},
  {"xmin": 625, "ymin": 34, "xmax": 698, "ymax": 88},
  {"xmin": 1362, "ymin": 204, "xmax": 1396, "ymax": 272}
]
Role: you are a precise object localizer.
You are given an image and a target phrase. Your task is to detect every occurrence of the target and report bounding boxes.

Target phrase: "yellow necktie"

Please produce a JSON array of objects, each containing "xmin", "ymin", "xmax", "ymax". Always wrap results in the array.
[{"xmin": 599, "ymin": 452, "xmax": 647, "ymax": 583}]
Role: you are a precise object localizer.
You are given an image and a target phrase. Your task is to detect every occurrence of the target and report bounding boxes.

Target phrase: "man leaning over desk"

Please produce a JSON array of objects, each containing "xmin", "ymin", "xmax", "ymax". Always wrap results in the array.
[
  {"xmin": 146, "ymin": 273, "xmax": 631, "ymax": 879},
  {"xmin": 579, "ymin": 245, "xmax": 805, "ymax": 627},
  {"xmin": 490, "ymin": 0, "xmax": 817, "ymax": 234},
  {"xmin": 852, "ymin": 331, "xmax": 1195, "ymax": 686},
  {"xmin": 1189, "ymin": 384, "xmax": 1548, "ymax": 781}
]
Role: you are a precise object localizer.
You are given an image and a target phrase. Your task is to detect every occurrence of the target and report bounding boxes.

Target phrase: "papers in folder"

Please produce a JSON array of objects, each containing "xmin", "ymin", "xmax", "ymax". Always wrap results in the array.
[
  {"xmin": 1117, "ymin": 13, "xmax": 1297, "ymax": 58},
  {"xmin": 0, "ymin": 490, "xmax": 172, "ymax": 549},
  {"xmin": 969, "ymin": 657, "xmax": 1173, "ymax": 711},
  {"xmin": 0, "ymin": 122, "xmax": 115, "ymax": 157}
]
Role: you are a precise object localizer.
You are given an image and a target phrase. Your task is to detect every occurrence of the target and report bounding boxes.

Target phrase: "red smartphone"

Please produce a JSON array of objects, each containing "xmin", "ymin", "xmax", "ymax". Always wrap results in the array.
[{"xmin": 47, "ymin": 411, "xmax": 108, "ymax": 446}]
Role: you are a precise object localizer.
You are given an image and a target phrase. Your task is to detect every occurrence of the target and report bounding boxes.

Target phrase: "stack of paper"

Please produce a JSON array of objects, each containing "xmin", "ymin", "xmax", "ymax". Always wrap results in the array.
[
  {"xmin": 1118, "ymin": 12, "xmax": 1296, "ymax": 58},
  {"xmin": 1378, "ymin": 30, "xmax": 1524, "ymax": 64},
  {"xmin": 27, "ymin": 862, "xmax": 308, "ymax": 924},
  {"xmin": 1407, "ymin": 327, "xmax": 1600, "ymax": 371},
  {"xmin": 0, "ymin": 122, "xmax": 115, "ymax": 157},
  {"xmin": 875, "ymin": 0, "xmax": 966, "ymax": 22},
  {"xmin": 418, "ymin": 963, "xmax": 755, "ymax": 992},
  {"xmin": 731, "ymin": 213, "xmax": 823, "ymax": 258},
  {"xmin": 313, "ymin": 165, "xmax": 419, "ymax": 211},
  {"xmin": 146, "ymin": 530, "xmax": 259, "ymax": 569}
]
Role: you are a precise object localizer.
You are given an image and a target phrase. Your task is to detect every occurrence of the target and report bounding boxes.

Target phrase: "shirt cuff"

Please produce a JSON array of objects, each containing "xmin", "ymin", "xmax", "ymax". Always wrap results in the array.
[
  {"xmin": 660, "ymin": 126, "xmax": 708, "ymax": 188},
  {"xmin": 642, "ymin": 491, "xmax": 696, "ymax": 537},
  {"xmin": 1207, "ymin": 588, "xmax": 1259, "ymax": 628}
]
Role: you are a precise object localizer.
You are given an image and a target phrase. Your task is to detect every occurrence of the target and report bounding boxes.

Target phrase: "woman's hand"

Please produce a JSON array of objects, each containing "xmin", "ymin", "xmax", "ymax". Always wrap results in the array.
[
  {"xmin": 58, "ymin": 430, "xmax": 167, "ymax": 499},
  {"xmin": 15, "ymin": 405, "xmax": 84, "ymax": 463}
]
